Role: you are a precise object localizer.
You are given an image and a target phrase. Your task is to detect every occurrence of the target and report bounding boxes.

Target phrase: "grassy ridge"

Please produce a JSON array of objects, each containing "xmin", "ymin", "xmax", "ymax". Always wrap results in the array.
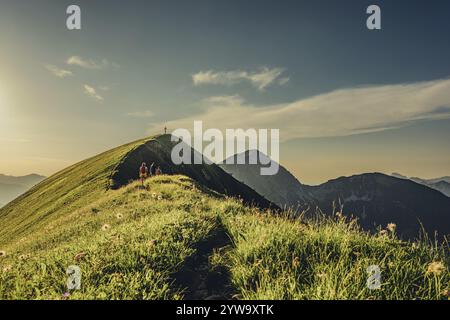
[
  {"xmin": 0, "ymin": 176, "xmax": 220, "ymax": 299},
  {"xmin": 0, "ymin": 175, "xmax": 448, "ymax": 300},
  {"xmin": 0, "ymin": 137, "xmax": 150, "ymax": 245}
]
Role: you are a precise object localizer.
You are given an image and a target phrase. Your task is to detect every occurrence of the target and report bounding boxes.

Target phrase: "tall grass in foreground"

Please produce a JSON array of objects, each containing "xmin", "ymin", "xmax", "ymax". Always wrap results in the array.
[{"xmin": 220, "ymin": 210, "xmax": 449, "ymax": 300}]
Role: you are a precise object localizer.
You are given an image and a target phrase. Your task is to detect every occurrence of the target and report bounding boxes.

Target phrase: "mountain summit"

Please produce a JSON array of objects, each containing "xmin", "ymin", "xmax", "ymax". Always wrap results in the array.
[
  {"xmin": 219, "ymin": 150, "xmax": 314, "ymax": 211},
  {"xmin": 0, "ymin": 135, "xmax": 273, "ymax": 244}
]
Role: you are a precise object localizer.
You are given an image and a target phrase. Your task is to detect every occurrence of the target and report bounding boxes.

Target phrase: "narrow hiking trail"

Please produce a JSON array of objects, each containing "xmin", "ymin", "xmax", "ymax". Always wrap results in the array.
[{"xmin": 172, "ymin": 223, "xmax": 236, "ymax": 300}]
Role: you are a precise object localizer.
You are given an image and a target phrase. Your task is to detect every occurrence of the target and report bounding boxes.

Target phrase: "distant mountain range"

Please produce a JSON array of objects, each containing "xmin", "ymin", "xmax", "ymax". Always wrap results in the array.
[
  {"xmin": 391, "ymin": 173, "xmax": 450, "ymax": 197},
  {"xmin": 220, "ymin": 151, "xmax": 450, "ymax": 239},
  {"xmin": 0, "ymin": 174, "xmax": 46, "ymax": 207}
]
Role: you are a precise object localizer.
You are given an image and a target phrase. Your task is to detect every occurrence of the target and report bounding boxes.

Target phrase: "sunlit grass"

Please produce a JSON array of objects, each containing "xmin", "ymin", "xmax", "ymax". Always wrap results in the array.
[
  {"xmin": 0, "ymin": 175, "xmax": 448, "ymax": 300},
  {"xmin": 221, "ymin": 211, "xmax": 449, "ymax": 300}
]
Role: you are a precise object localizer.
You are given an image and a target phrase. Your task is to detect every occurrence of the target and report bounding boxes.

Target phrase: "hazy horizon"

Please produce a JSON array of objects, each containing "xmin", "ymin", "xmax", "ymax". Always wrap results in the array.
[{"xmin": 1, "ymin": 0, "xmax": 450, "ymax": 185}]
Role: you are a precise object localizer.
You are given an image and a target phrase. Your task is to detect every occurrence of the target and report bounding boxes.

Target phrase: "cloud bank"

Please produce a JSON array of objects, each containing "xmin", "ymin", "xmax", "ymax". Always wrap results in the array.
[
  {"xmin": 192, "ymin": 67, "xmax": 288, "ymax": 91},
  {"xmin": 150, "ymin": 78, "xmax": 450, "ymax": 141}
]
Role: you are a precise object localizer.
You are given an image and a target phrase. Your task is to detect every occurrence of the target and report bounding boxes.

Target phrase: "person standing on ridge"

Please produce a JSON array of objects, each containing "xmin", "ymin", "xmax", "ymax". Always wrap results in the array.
[
  {"xmin": 149, "ymin": 162, "xmax": 155, "ymax": 176},
  {"xmin": 139, "ymin": 162, "xmax": 149, "ymax": 187}
]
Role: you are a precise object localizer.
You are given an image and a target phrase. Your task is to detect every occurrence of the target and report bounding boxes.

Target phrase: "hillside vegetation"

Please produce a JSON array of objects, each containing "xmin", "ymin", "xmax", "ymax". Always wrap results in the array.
[
  {"xmin": 0, "ymin": 136, "xmax": 448, "ymax": 300},
  {"xmin": 0, "ymin": 137, "xmax": 148, "ymax": 245}
]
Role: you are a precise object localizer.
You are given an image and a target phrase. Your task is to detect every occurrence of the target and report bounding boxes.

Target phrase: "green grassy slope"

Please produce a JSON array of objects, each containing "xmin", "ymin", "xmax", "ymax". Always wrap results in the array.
[
  {"xmin": 110, "ymin": 134, "xmax": 275, "ymax": 209},
  {"xmin": 0, "ymin": 175, "xmax": 227, "ymax": 299},
  {"xmin": 0, "ymin": 135, "xmax": 273, "ymax": 246},
  {"xmin": 0, "ymin": 137, "xmax": 148, "ymax": 245},
  {"xmin": 0, "ymin": 136, "xmax": 448, "ymax": 300}
]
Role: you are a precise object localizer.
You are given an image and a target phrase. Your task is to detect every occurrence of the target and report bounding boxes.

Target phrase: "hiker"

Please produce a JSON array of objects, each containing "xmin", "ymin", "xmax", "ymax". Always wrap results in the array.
[
  {"xmin": 139, "ymin": 162, "xmax": 149, "ymax": 187},
  {"xmin": 155, "ymin": 166, "xmax": 162, "ymax": 175},
  {"xmin": 149, "ymin": 162, "xmax": 155, "ymax": 176}
]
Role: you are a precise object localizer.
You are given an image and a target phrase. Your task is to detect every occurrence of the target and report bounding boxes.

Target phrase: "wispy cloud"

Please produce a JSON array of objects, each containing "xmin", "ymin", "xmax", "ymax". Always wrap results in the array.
[
  {"xmin": 83, "ymin": 84, "xmax": 104, "ymax": 102},
  {"xmin": 192, "ymin": 67, "xmax": 288, "ymax": 91},
  {"xmin": 67, "ymin": 56, "xmax": 119, "ymax": 70},
  {"xmin": 149, "ymin": 78, "xmax": 450, "ymax": 140},
  {"xmin": 126, "ymin": 110, "xmax": 154, "ymax": 118},
  {"xmin": 45, "ymin": 64, "xmax": 73, "ymax": 78}
]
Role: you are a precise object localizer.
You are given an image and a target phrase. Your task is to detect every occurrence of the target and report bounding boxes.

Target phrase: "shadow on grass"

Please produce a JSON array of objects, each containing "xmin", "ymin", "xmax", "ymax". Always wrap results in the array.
[{"xmin": 171, "ymin": 219, "xmax": 236, "ymax": 300}]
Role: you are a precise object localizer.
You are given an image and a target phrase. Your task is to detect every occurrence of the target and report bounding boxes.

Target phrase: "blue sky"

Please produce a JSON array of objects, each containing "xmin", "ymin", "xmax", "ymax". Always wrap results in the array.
[{"xmin": 1, "ymin": 0, "xmax": 450, "ymax": 184}]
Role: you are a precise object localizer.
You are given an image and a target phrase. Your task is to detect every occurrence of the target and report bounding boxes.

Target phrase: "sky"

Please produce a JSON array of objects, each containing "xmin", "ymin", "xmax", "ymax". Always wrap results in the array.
[{"xmin": 1, "ymin": 0, "xmax": 450, "ymax": 185}]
